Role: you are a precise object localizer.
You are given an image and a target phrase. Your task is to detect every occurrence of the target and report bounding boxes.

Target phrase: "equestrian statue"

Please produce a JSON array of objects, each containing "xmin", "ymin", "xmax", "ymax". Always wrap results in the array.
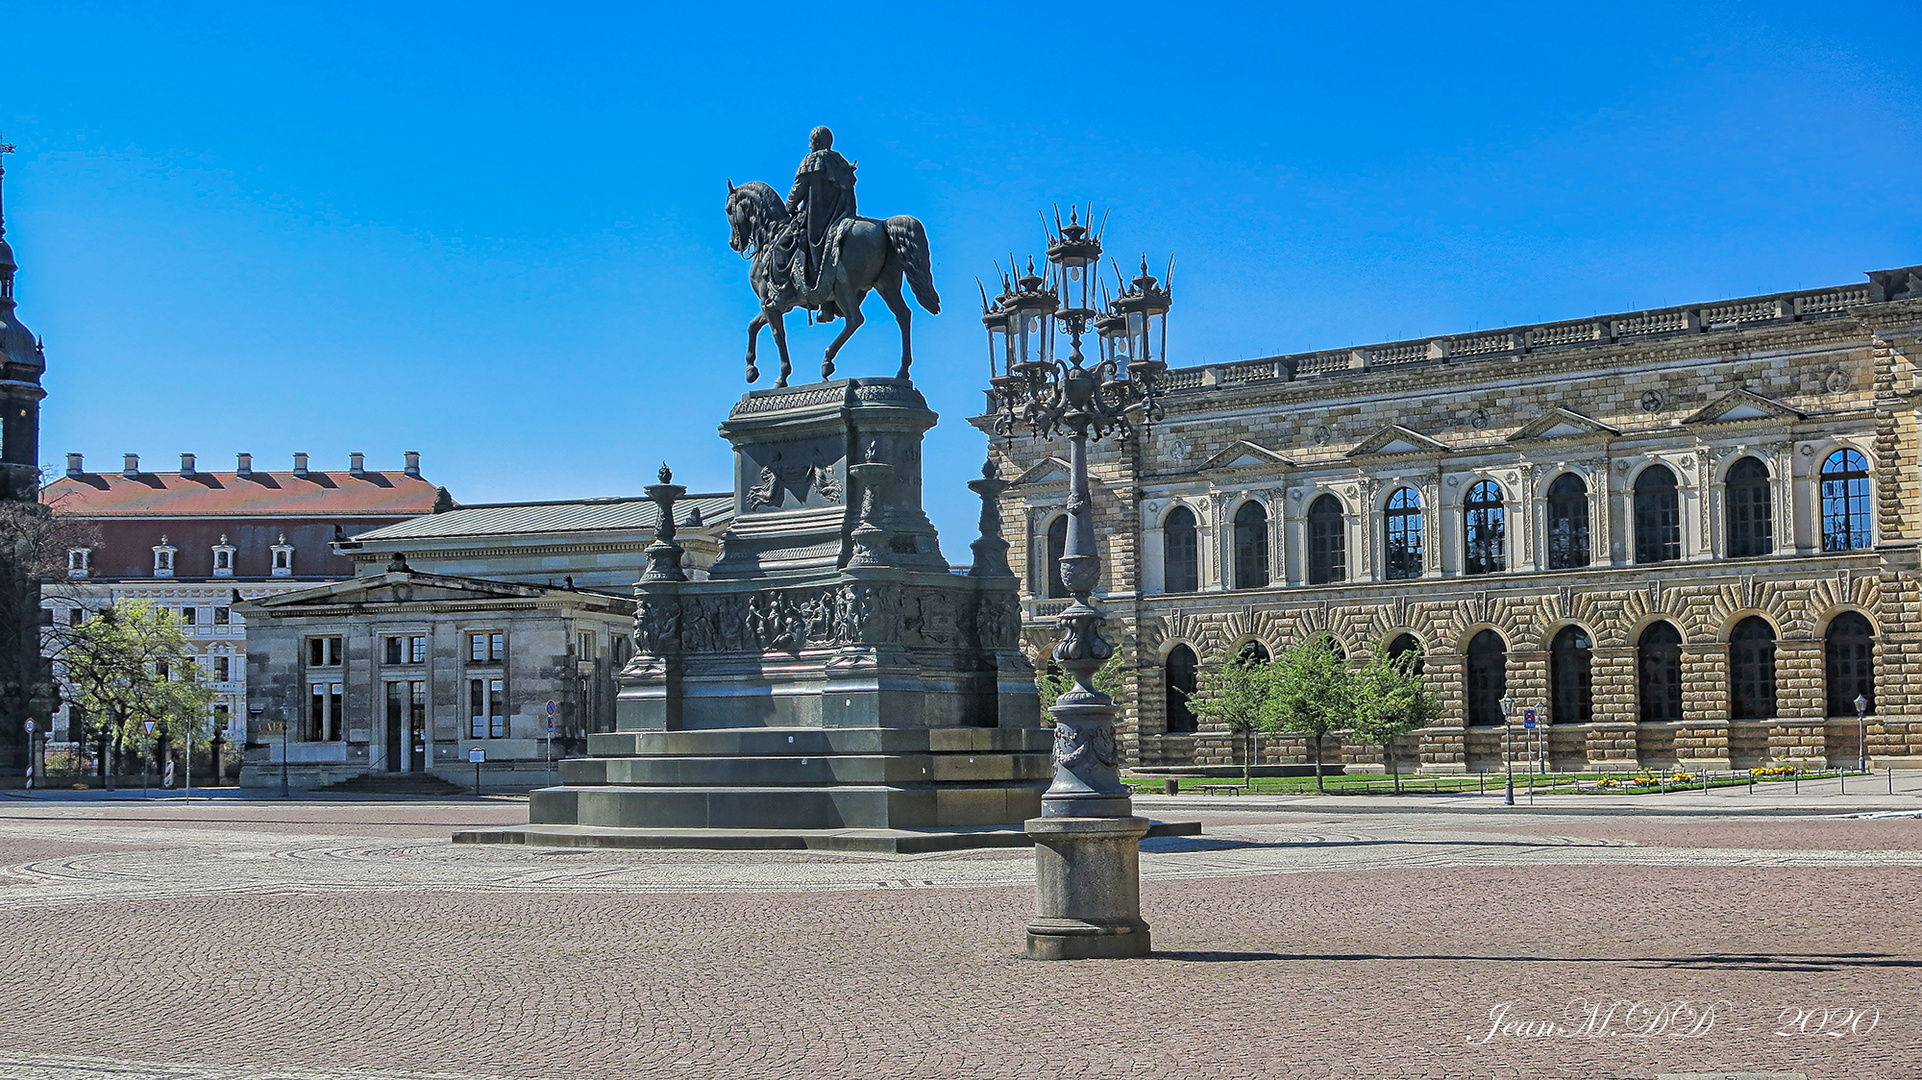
[{"xmin": 727, "ymin": 127, "xmax": 940, "ymax": 387}]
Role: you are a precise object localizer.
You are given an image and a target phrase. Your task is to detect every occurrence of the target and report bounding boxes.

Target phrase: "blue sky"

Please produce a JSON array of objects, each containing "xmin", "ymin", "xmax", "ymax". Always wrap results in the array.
[{"xmin": 6, "ymin": 1, "xmax": 1919, "ymax": 546}]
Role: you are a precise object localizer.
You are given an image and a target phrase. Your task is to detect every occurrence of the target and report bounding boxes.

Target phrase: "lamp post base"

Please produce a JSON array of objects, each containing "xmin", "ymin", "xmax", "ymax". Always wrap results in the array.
[{"xmin": 1024, "ymin": 815, "xmax": 1152, "ymax": 960}]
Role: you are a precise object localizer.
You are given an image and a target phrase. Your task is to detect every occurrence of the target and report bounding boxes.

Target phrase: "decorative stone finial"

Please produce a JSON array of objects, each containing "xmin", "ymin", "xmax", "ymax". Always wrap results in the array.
[
  {"xmin": 967, "ymin": 457, "xmax": 1015, "ymax": 578},
  {"xmin": 641, "ymin": 462, "xmax": 688, "ymax": 583},
  {"xmin": 659, "ymin": 462, "xmax": 673, "ymax": 484}
]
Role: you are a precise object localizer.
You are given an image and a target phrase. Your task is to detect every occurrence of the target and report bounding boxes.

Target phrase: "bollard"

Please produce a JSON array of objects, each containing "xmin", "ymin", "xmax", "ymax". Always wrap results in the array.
[
  {"xmin": 1840, "ymin": 769, "xmax": 1846, "ymax": 795},
  {"xmin": 1164, "ymin": 778, "xmax": 1179, "ymax": 796},
  {"xmin": 1890, "ymin": 767, "xmax": 1895, "ymax": 796}
]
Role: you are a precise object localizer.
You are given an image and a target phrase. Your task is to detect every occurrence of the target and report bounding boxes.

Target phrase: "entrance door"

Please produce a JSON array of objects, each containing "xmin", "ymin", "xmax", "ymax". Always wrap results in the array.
[
  {"xmin": 407, "ymin": 681, "xmax": 428, "ymax": 772},
  {"xmin": 383, "ymin": 682, "xmax": 404, "ymax": 772}
]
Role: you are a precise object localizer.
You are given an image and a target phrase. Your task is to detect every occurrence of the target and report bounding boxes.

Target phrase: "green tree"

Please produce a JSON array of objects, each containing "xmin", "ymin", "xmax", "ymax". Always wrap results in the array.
[
  {"xmin": 1191, "ymin": 650, "xmax": 1271, "ymax": 789},
  {"xmin": 1265, "ymin": 634, "xmax": 1351, "ymax": 793},
  {"xmin": 1350, "ymin": 642, "xmax": 1441, "ymax": 794},
  {"xmin": 1035, "ymin": 654, "xmax": 1127, "ymax": 715},
  {"xmin": 58, "ymin": 601, "xmax": 215, "ymax": 783}
]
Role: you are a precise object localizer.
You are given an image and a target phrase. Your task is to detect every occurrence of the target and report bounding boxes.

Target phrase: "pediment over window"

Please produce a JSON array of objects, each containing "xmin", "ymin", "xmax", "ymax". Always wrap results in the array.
[
  {"xmin": 1347, "ymin": 424, "xmax": 1450, "ymax": 458},
  {"xmin": 1685, "ymin": 388, "xmax": 1805, "ymax": 425},
  {"xmin": 1505, "ymin": 407, "xmax": 1622, "ymax": 443},
  {"xmin": 1011, "ymin": 457, "xmax": 1073, "ymax": 489},
  {"xmin": 1196, "ymin": 440, "xmax": 1294, "ymax": 473},
  {"xmin": 247, "ymin": 568, "xmax": 562, "ymax": 610}
]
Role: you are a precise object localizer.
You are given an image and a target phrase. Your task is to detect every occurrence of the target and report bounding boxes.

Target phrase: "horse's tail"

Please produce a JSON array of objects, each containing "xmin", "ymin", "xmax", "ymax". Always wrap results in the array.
[{"xmin": 887, "ymin": 216, "xmax": 940, "ymax": 314}]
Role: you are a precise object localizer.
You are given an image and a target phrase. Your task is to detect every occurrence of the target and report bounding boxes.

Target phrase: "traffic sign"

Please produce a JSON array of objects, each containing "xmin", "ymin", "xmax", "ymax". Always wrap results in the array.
[
  {"xmin": 143, "ymin": 720, "xmax": 156, "ymax": 735},
  {"xmin": 545, "ymin": 700, "xmax": 558, "ymax": 716},
  {"xmin": 1522, "ymin": 707, "xmax": 1537, "ymax": 730},
  {"xmin": 23, "ymin": 719, "xmax": 32, "ymax": 734},
  {"xmin": 468, "ymin": 747, "xmax": 486, "ymax": 763}
]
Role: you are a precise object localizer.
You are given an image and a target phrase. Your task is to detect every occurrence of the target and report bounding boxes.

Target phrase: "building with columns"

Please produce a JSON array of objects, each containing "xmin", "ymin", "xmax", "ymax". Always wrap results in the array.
[{"xmin": 985, "ymin": 262, "xmax": 1922, "ymax": 774}]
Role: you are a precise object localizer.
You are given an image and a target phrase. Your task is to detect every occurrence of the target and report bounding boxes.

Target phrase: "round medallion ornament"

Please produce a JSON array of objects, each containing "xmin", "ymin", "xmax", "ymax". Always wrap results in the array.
[
  {"xmin": 1314, "ymin": 426, "xmax": 1332, "ymax": 445},
  {"xmin": 1640, "ymin": 390, "xmax": 1665, "ymax": 414},
  {"xmin": 1469, "ymin": 408, "xmax": 1490, "ymax": 430},
  {"xmin": 1167, "ymin": 439, "xmax": 1191, "ymax": 462},
  {"xmin": 1825, "ymin": 369, "xmax": 1851, "ymax": 395}
]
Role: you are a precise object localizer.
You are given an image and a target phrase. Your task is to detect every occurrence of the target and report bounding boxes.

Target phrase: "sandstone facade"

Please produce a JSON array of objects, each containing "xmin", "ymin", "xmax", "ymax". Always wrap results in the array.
[{"xmin": 981, "ymin": 266, "xmax": 1922, "ymax": 773}]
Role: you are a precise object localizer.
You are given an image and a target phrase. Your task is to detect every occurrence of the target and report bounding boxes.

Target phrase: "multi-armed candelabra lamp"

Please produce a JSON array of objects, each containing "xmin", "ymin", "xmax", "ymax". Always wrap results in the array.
[{"xmin": 980, "ymin": 207, "xmax": 1172, "ymax": 959}]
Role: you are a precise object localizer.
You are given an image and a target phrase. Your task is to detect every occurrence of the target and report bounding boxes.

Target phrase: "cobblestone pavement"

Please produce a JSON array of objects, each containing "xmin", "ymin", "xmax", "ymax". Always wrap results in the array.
[{"xmin": 2, "ymin": 797, "xmax": 1915, "ymax": 1080}]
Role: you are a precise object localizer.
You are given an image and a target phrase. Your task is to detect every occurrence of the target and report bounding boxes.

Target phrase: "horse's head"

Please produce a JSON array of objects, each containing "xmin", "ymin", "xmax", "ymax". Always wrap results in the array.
[{"xmin": 725, "ymin": 180, "xmax": 786, "ymax": 255}]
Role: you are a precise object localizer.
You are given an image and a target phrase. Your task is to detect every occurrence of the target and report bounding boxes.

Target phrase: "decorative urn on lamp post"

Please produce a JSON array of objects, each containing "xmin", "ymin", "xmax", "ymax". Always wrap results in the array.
[{"xmin": 983, "ymin": 207, "xmax": 1171, "ymax": 960}]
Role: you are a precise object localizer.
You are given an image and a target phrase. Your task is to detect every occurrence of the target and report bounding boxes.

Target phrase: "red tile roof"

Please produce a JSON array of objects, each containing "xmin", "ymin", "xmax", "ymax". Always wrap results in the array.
[{"xmin": 43, "ymin": 470, "xmax": 445, "ymax": 518}]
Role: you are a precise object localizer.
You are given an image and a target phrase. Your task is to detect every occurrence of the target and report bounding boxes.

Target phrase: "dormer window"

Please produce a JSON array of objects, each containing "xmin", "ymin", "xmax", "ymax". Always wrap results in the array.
[
  {"xmin": 212, "ymin": 535, "xmax": 236, "ymax": 578},
  {"xmin": 153, "ymin": 536, "xmax": 177, "ymax": 578},
  {"xmin": 67, "ymin": 548, "xmax": 90, "ymax": 579},
  {"xmin": 271, "ymin": 534, "xmax": 294, "ymax": 578}
]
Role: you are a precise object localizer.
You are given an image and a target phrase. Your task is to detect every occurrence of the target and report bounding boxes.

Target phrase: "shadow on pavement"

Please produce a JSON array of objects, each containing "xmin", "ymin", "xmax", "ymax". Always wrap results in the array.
[{"xmin": 1155, "ymin": 950, "xmax": 1918, "ymax": 972}]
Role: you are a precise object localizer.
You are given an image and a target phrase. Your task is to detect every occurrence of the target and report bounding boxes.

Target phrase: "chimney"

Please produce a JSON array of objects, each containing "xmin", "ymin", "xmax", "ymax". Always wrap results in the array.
[
  {"xmin": 179, "ymin": 453, "xmax": 196, "ymax": 478},
  {"xmin": 349, "ymin": 452, "xmax": 365, "ymax": 477},
  {"xmin": 236, "ymin": 452, "xmax": 253, "ymax": 478},
  {"xmin": 293, "ymin": 452, "xmax": 309, "ymax": 478},
  {"xmin": 403, "ymin": 450, "xmax": 421, "ymax": 478},
  {"xmin": 65, "ymin": 453, "xmax": 82, "ymax": 478},
  {"xmin": 122, "ymin": 453, "xmax": 140, "ymax": 479}
]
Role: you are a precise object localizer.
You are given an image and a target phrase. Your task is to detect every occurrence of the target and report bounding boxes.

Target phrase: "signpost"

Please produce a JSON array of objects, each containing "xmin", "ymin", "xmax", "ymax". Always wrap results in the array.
[
  {"xmin": 469, "ymin": 746, "xmax": 485, "ymax": 795},
  {"xmin": 1522, "ymin": 708, "xmax": 1539, "ymax": 777},
  {"xmin": 142, "ymin": 720, "xmax": 156, "ymax": 798},
  {"xmin": 545, "ymin": 700, "xmax": 557, "ymax": 788},
  {"xmin": 23, "ymin": 719, "xmax": 33, "ymax": 795}
]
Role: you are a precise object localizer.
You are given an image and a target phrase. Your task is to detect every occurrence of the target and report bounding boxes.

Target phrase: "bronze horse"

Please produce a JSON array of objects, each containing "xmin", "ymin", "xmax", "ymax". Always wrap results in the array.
[{"xmin": 726, "ymin": 180, "xmax": 940, "ymax": 387}]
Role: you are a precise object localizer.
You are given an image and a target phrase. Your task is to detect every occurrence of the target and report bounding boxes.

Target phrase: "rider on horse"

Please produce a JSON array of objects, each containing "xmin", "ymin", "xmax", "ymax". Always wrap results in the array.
[{"xmin": 775, "ymin": 126, "xmax": 857, "ymax": 321}]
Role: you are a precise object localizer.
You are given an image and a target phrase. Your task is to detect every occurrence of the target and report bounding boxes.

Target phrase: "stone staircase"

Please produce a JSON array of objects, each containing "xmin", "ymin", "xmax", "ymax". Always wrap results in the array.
[{"xmin": 318, "ymin": 771, "xmax": 468, "ymax": 798}]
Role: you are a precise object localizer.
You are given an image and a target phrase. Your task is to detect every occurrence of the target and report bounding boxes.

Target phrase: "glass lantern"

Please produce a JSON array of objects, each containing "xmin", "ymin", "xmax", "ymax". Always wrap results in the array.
[
  {"xmin": 1003, "ymin": 257, "xmax": 1057, "ymax": 373},
  {"xmin": 1046, "ymin": 205, "xmax": 1102, "ymax": 319},
  {"xmin": 1109, "ymin": 256, "xmax": 1172, "ymax": 375}
]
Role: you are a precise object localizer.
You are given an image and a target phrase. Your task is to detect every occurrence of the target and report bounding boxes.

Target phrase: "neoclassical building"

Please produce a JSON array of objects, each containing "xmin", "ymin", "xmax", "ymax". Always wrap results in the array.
[{"xmin": 983, "ymin": 263, "xmax": 1922, "ymax": 773}]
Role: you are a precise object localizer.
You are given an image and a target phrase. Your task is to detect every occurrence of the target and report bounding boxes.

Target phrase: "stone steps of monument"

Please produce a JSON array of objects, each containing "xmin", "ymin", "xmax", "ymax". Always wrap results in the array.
[
  {"xmin": 560, "ymin": 752, "xmax": 1050, "ymax": 787},
  {"xmin": 530, "ymin": 782, "xmax": 1045, "ymax": 831},
  {"xmin": 585, "ymin": 725, "xmax": 1052, "ymax": 758},
  {"xmin": 454, "ymin": 819, "xmax": 1203, "ymax": 855},
  {"xmin": 318, "ymin": 772, "xmax": 467, "ymax": 797}
]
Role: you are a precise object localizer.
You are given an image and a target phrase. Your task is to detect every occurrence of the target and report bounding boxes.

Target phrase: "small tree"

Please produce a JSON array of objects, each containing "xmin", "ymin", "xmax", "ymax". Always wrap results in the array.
[
  {"xmin": 1035, "ymin": 654, "xmax": 1126, "ymax": 715},
  {"xmin": 59, "ymin": 601, "xmax": 214, "ymax": 782},
  {"xmin": 1265, "ymin": 634, "xmax": 1351, "ymax": 793},
  {"xmin": 1350, "ymin": 642, "xmax": 1440, "ymax": 794},
  {"xmin": 1191, "ymin": 651, "xmax": 1270, "ymax": 789}
]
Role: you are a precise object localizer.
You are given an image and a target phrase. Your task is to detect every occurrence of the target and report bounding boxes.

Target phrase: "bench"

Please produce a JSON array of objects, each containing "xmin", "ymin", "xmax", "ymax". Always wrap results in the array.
[{"xmin": 1191, "ymin": 784, "xmax": 1243, "ymax": 796}]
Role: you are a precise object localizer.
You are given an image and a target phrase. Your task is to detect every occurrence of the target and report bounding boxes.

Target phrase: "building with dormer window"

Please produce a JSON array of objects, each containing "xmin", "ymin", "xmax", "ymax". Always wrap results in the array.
[
  {"xmin": 39, "ymin": 451, "xmax": 448, "ymax": 744},
  {"xmin": 984, "ymin": 262, "xmax": 1922, "ymax": 775}
]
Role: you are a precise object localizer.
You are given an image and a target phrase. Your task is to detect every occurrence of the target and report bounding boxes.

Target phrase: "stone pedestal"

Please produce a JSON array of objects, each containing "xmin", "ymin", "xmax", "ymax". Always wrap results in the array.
[
  {"xmin": 481, "ymin": 378, "xmax": 1051, "ymax": 851},
  {"xmin": 1025, "ymin": 815, "xmax": 1152, "ymax": 960}
]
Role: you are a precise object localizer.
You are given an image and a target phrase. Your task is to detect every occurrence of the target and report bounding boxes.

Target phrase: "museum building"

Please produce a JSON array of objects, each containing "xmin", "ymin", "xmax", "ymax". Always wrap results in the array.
[{"xmin": 985, "ymin": 263, "xmax": 1922, "ymax": 774}]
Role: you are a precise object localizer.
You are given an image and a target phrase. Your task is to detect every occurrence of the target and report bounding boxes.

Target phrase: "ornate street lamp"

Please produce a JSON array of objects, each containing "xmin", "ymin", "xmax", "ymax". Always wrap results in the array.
[
  {"xmin": 982, "ymin": 206, "xmax": 1169, "ymax": 960},
  {"xmin": 1499, "ymin": 693, "xmax": 1515, "ymax": 806},
  {"xmin": 1854, "ymin": 692, "xmax": 1870, "ymax": 774}
]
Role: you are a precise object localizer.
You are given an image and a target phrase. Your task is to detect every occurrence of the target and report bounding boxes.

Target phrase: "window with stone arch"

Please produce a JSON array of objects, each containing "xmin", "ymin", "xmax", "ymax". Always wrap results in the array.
[
  {"xmin": 1545, "ymin": 472, "xmax": 1590, "ymax": 570},
  {"xmin": 1237, "ymin": 639, "xmax": 1271, "ymax": 664},
  {"xmin": 1638, "ymin": 621, "xmax": 1684, "ymax": 723},
  {"xmin": 1724, "ymin": 456, "xmax": 1773, "ymax": 558},
  {"xmin": 1464, "ymin": 629, "xmax": 1506, "ymax": 726},
  {"xmin": 1387, "ymin": 632, "xmax": 1424, "ymax": 677},
  {"xmin": 1729, "ymin": 616, "xmax": 1778, "ymax": 721},
  {"xmin": 1305, "ymin": 494, "xmax": 1346, "ymax": 584},
  {"xmin": 1824, "ymin": 611, "xmax": 1874, "ymax": 718},
  {"xmin": 1462, "ymin": 480, "xmax": 1506, "ymax": 576},
  {"xmin": 1043, "ymin": 515, "xmax": 1069, "ymax": 599},
  {"xmin": 1820, "ymin": 448, "xmax": 1872, "ymax": 552},
  {"xmin": 1164, "ymin": 643, "xmax": 1199, "ymax": 734},
  {"xmin": 1383, "ymin": 487, "xmax": 1423, "ymax": 580},
  {"xmin": 1549, "ymin": 625, "xmax": 1593, "ymax": 724},
  {"xmin": 1633, "ymin": 464, "xmax": 1681, "ymax": 564},
  {"xmin": 1162, "ymin": 506, "xmax": 1199, "ymax": 594},
  {"xmin": 1232, "ymin": 500, "xmax": 1269, "ymax": 590}
]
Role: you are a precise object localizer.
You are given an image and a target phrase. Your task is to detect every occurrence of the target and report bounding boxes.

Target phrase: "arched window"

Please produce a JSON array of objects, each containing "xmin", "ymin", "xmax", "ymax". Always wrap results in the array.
[
  {"xmin": 1307, "ymin": 494, "xmax": 1346, "ymax": 585},
  {"xmin": 1383, "ymin": 487, "xmax": 1423, "ymax": 580},
  {"xmin": 1044, "ymin": 516, "xmax": 1069, "ymax": 599},
  {"xmin": 1820, "ymin": 449, "xmax": 1872, "ymax": 551},
  {"xmin": 1238, "ymin": 639, "xmax": 1271, "ymax": 664},
  {"xmin": 1387, "ymin": 633, "xmax": 1424, "ymax": 676},
  {"xmin": 1232, "ymin": 501, "xmax": 1269, "ymax": 590},
  {"xmin": 1464, "ymin": 629, "xmax": 1506, "ymax": 726},
  {"xmin": 1165, "ymin": 644, "xmax": 1198, "ymax": 734},
  {"xmin": 1729, "ymin": 616, "xmax": 1777, "ymax": 721},
  {"xmin": 1549, "ymin": 625, "xmax": 1593, "ymax": 724},
  {"xmin": 1546, "ymin": 473, "xmax": 1590, "ymax": 570},
  {"xmin": 1638, "ymin": 621, "xmax": 1683, "ymax": 723},
  {"xmin": 1462, "ymin": 480, "xmax": 1506, "ymax": 576},
  {"xmin": 1725, "ymin": 456, "xmax": 1773, "ymax": 558},
  {"xmin": 1633, "ymin": 465, "xmax": 1681, "ymax": 564},
  {"xmin": 1163, "ymin": 506, "xmax": 1198, "ymax": 593},
  {"xmin": 1825, "ymin": 612, "xmax": 1874, "ymax": 717}
]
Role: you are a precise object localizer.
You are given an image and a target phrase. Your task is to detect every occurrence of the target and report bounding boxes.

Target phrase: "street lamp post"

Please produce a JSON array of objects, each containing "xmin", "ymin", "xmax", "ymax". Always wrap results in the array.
[
  {"xmin": 983, "ymin": 207, "xmax": 1171, "ymax": 960},
  {"xmin": 1854, "ymin": 693, "xmax": 1870, "ymax": 774},
  {"xmin": 1499, "ymin": 694, "xmax": 1515, "ymax": 806}
]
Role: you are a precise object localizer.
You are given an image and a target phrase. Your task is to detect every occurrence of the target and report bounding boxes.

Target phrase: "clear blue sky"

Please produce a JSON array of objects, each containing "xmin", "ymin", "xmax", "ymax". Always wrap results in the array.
[{"xmin": 6, "ymin": 2, "xmax": 1919, "ymax": 547}]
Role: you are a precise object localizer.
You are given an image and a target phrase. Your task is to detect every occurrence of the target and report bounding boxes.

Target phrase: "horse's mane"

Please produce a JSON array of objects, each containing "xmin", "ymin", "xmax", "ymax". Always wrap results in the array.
[{"xmin": 733, "ymin": 180, "xmax": 787, "ymax": 222}]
